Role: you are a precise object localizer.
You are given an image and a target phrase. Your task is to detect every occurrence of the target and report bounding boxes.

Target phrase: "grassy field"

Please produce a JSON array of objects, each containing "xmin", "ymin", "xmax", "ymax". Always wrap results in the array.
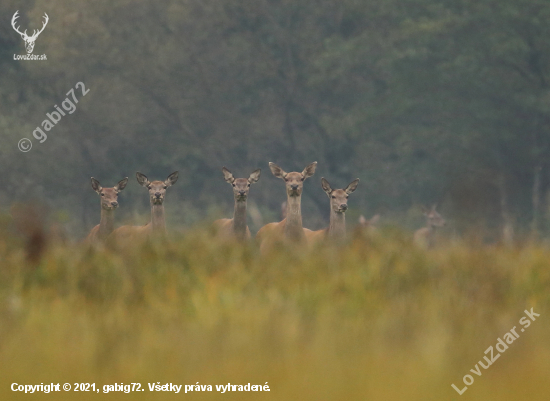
[{"xmin": 0, "ymin": 221, "xmax": 549, "ymax": 400}]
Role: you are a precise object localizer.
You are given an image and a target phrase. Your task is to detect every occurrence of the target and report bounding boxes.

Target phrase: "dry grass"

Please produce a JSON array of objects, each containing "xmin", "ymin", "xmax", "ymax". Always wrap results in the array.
[{"xmin": 0, "ymin": 222, "xmax": 549, "ymax": 400}]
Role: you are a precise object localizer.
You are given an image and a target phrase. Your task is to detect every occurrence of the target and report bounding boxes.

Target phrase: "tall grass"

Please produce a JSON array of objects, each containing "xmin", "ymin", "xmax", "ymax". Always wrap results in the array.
[{"xmin": 0, "ymin": 223, "xmax": 549, "ymax": 400}]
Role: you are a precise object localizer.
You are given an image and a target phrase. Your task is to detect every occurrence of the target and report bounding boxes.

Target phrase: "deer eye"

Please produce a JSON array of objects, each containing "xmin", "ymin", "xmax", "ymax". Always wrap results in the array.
[
  {"xmin": 163, "ymin": 186, "xmax": 167, "ymax": 189},
  {"xmin": 331, "ymin": 195, "xmax": 336, "ymax": 199},
  {"xmin": 247, "ymin": 184, "xmax": 250, "ymax": 187},
  {"xmin": 301, "ymin": 177, "xmax": 305, "ymax": 181},
  {"xmin": 346, "ymin": 195, "xmax": 349, "ymax": 199},
  {"xmin": 147, "ymin": 185, "xmax": 151, "ymax": 189},
  {"xmin": 101, "ymin": 193, "xmax": 105, "ymax": 196}
]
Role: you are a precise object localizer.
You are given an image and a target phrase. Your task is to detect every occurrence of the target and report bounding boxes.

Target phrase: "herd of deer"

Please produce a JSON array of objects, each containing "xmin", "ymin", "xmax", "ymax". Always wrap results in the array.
[{"xmin": 85, "ymin": 162, "xmax": 446, "ymax": 249}]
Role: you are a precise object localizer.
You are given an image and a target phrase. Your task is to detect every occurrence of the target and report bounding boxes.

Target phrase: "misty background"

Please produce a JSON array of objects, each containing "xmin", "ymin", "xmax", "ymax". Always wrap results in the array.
[{"xmin": 1, "ymin": 0, "xmax": 550, "ymax": 240}]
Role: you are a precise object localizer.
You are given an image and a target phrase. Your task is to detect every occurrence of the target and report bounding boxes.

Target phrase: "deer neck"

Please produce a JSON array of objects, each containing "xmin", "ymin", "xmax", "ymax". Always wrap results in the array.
[
  {"xmin": 233, "ymin": 199, "xmax": 248, "ymax": 240},
  {"xmin": 98, "ymin": 208, "xmax": 115, "ymax": 239},
  {"xmin": 151, "ymin": 203, "xmax": 166, "ymax": 234},
  {"xmin": 328, "ymin": 210, "xmax": 346, "ymax": 241},
  {"xmin": 284, "ymin": 195, "xmax": 304, "ymax": 241}
]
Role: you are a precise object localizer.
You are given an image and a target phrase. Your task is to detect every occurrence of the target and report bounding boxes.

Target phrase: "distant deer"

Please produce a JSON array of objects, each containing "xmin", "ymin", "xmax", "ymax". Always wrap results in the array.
[
  {"xmin": 112, "ymin": 171, "xmax": 178, "ymax": 241},
  {"xmin": 213, "ymin": 167, "xmax": 261, "ymax": 241},
  {"xmin": 414, "ymin": 204, "xmax": 446, "ymax": 248},
  {"xmin": 11, "ymin": 203, "xmax": 47, "ymax": 263},
  {"xmin": 85, "ymin": 177, "xmax": 128, "ymax": 244},
  {"xmin": 308, "ymin": 178, "xmax": 359, "ymax": 244},
  {"xmin": 256, "ymin": 162, "xmax": 317, "ymax": 252},
  {"xmin": 357, "ymin": 213, "xmax": 381, "ymax": 235}
]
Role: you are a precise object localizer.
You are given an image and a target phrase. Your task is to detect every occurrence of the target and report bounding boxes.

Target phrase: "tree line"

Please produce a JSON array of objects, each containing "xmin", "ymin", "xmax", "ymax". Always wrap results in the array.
[{"xmin": 1, "ymin": 0, "xmax": 550, "ymax": 240}]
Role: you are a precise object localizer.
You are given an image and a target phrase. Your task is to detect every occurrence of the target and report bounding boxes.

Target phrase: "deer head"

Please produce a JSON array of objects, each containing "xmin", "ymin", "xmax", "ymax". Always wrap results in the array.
[
  {"xmin": 12, "ymin": 11, "xmax": 49, "ymax": 54},
  {"xmin": 222, "ymin": 167, "xmax": 261, "ymax": 202},
  {"xmin": 321, "ymin": 178, "xmax": 359, "ymax": 213},
  {"xmin": 136, "ymin": 171, "xmax": 179, "ymax": 205},
  {"xmin": 91, "ymin": 177, "xmax": 128, "ymax": 211},
  {"xmin": 358, "ymin": 214, "xmax": 380, "ymax": 227},
  {"xmin": 269, "ymin": 162, "xmax": 317, "ymax": 197},
  {"xmin": 422, "ymin": 204, "xmax": 446, "ymax": 228}
]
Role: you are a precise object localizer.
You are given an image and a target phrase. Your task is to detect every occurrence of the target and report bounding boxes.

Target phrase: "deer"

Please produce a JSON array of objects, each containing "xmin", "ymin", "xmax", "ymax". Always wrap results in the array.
[
  {"xmin": 85, "ymin": 177, "xmax": 128, "ymax": 244},
  {"xmin": 11, "ymin": 203, "xmax": 48, "ymax": 263},
  {"xmin": 307, "ymin": 178, "xmax": 359, "ymax": 244},
  {"xmin": 111, "ymin": 171, "xmax": 178, "ymax": 242},
  {"xmin": 413, "ymin": 204, "xmax": 446, "ymax": 248},
  {"xmin": 213, "ymin": 167, "xmax": 261, "ymax": 241},
  {"xmin": 357, "ymin": 213, "xmax": 381, "ymax": 235},
  {"xmin": 256, "ymin": 162, "xmax": 317, "ymax": 253},
  {"xmin": 11, "ymin": 11, "xmax": 49, "ymax": 54}
]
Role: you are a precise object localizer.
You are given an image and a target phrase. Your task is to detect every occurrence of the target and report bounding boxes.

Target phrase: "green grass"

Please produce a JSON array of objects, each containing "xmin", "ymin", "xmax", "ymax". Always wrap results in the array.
[{"xmin": 0, "ymin": 226, "xmax": 549, "ymax": 400}]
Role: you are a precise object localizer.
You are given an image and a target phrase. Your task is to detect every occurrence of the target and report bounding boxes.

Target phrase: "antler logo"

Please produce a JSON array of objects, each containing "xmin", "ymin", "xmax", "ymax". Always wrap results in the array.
[{"xmin": 11, "ymin": 10, "xmax": 49, "ymax": 54}]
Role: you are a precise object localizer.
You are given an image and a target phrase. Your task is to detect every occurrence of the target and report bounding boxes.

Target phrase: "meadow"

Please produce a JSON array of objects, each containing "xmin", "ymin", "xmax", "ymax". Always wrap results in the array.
[{"xmin": 0, "ymin": 219, "xmax": 549, "ymax": 400}]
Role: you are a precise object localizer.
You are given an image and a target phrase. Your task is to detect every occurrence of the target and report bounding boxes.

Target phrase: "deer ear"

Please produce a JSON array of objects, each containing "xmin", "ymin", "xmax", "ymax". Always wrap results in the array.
[
  {"xmin": 344, "ymin": 178, "xmax": 359, "ymax": 194},
  {"xmin": 321, "ymin": 177, "xmax": 332, "ymax": 195},
  {"xmin": 165, "ymin": 171, "xmax": 179, "ymax": 187},
  {"xmin": 269, "ymin": 163, "xmax": 287, "ymax": 179},
  {"xmin": 248, "ymin": 169, "xmax": 261, "ymax": 184},
  {"xmin": 222, "ymin": 167, "xmax": 235, "ymax": 184},
  {"xmin": 369, "ymin": 214, "xmax": 381, "ymax": 225},
  {"xmin": 302, "ymin": 162, "xmax": 317, "ymax": 179},
  {"xmin": 115, "ymin": 177, "xmax": 129, "ymax": 192},
  {"xmin": 91, "ymin": 177, "xmax": 102, "ymax": 194},
  {"xmin": 136, "ymin": 172, "xmax": 150, "ymax": 187}
]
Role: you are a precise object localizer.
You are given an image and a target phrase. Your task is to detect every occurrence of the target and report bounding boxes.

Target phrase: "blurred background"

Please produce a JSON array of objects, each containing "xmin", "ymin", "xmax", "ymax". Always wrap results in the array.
[{"xmin": 2, "ymin": 0, "xmax": 550, "ymax": 240}]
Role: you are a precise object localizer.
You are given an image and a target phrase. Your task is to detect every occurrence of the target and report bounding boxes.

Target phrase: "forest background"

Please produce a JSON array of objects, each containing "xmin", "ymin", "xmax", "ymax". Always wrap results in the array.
[{"xmin": 2, "ymin": 0, "xmax": 549, "ymax": 240}]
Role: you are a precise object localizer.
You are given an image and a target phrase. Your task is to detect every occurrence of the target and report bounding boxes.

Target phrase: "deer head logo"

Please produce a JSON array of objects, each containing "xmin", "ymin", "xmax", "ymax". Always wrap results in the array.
[{"xmin": 11, "ymin": 11, "xmax": 49, "ymax": 54}]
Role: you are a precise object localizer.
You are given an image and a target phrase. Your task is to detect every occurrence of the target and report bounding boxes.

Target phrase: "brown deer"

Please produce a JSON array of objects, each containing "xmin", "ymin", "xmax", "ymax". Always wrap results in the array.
[
  {"xmin": 256, "ymin": 162, "xmax": 317, "ymax": 252},
  {"xmin": 413, "ymin": 204, "xmax": 446, "ymax": 248},
  {"xmin": 111, "ymin": 171, "xmax": 178, "ymax": 241},
  {"xmin": 85, "ymin": 177, "xmax": 128, "ymax": 244},
  {"xmin": 213, "ymin": 167, "xmax": 261, "ymax": 241},
  {"xmin": 357, "ymin": 213, "xmax": 381, "ymax": 235},
  {"xmin": 307, "ymin": 178, "xmax": 359, "ymax": 244},
  {"xmin": 11, "ymin": 203, "xmax": 47, "ymax": 263}
]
